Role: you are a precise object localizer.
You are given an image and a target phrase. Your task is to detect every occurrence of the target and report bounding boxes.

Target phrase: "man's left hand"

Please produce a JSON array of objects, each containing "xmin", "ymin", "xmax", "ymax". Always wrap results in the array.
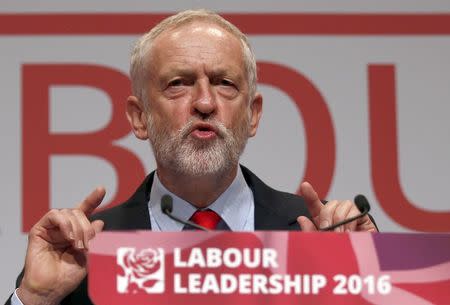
[{"xmin": 297, "ymin": 182, "xmax": 377, "ymax": 232}]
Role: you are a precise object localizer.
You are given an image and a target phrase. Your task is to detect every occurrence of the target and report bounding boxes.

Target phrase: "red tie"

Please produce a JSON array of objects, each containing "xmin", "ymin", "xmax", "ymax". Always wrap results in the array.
[{"xmin": 190, "ymin": 209, "xmax": 221, "ymax": 230}]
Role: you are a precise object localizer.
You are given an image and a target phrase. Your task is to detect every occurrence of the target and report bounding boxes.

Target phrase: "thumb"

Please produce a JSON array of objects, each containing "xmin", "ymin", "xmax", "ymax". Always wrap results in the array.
[
  {"xmin": 297, "ymin": 216, "xmax": 318, "ymax": 232},
  {"xmin": 91, "ymin": 220, "xmax": 104, "ymax": 234},
  {"xmin": 299, "ymin": 182, "xmax": 323, "ymax": 219}
]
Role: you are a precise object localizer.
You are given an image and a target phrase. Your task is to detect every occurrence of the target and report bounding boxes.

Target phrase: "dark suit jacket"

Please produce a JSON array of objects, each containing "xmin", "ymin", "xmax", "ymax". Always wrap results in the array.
[{"xmin": 6, "ymin": 166, "xmax": 311, "ymax": 305}]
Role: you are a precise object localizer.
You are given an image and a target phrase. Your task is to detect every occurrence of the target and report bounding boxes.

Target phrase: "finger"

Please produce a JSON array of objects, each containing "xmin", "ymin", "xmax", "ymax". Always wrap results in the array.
[
  {"xmin": 83, "ymin": 220, "xmax": 105, "ymax": 250},
  {"xmin": 343, "ymin": 204, "xmax": 361, "ymax": 232},
  {"xmin": 72, "ymin": 209, "xmax": 96, "ymax": 250},
  {"xmin": 91, "ymin": 220, "xmax": 105, "ymax": 234},
  {"xmin": 333, "ymin": 200, "xmax": 353, "ymax": 232},
  {"xmin": 77, "ymin": 186, "xmax": 106, "ymax": 216},
  {"xmin": 300, "ymin": 182, "xmax": 323, "ymax": 218},
  {"xmin": 297, "ymin": 216, "xmax": 318, "ymax": 232},
  {"xmin": 356, "ymin": 215, "xmax": 378, "ymax": 232},
  {"xmin": 37, "ymin": 209, "xmax": 75, "ymax": 243},
  {"xmin": 60, "ymin": 209, "xmax": 85, "ymax": 250},
  {"xmin": 318, "ymin": 200, "xmax": 339, "ymax": 230}
]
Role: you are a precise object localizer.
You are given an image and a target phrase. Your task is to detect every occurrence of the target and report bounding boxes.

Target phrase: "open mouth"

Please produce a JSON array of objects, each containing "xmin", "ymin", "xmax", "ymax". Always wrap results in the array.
[{"xmin": 190, "ymin": 123, "xmax": 218, "ymax": 140}]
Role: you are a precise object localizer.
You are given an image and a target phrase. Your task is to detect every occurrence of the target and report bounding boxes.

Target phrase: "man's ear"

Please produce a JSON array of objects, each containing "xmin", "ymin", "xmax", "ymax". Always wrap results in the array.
[
  {"xmin": 248, "ymin": 92, "xmax": 263, "ymax": 137},
  {"xmin": 126, "ymin": 95, "xmax": 149, "ymax": 140}
]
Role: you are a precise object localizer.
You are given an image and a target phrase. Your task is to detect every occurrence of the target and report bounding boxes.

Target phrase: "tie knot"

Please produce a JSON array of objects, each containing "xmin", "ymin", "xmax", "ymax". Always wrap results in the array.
[{"xmin": 190, "ymin": 209, "xmax": 221, "ymax": 230}]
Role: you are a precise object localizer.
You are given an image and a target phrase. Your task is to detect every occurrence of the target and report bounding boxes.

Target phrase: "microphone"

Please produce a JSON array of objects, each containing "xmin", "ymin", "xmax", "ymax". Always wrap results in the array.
[
  {"xmin": 160, "ymin": 194, "xmax": 209, "ymax": 231},
  {"xmin": 319, "ymin": 194, "xmax": 371, "ymax": 232}
]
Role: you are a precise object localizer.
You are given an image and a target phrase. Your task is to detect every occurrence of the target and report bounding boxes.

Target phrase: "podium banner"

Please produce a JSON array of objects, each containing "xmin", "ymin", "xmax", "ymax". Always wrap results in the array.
[{"xmin": 89, "ymin": 232, "xmax": 450, "ymax": 305}]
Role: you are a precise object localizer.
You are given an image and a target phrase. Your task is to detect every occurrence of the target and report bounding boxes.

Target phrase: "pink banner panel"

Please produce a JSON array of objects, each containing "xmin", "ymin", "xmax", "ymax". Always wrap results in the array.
[{"xmin": 89, "ymin": 232, "xmax": 450, "ymax": 305}]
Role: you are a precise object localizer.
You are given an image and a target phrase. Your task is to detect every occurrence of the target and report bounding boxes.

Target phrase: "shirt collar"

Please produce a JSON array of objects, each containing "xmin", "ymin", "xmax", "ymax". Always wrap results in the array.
[{"xmin": 148, "ymin": 166, "xmax": 253, "ymax": 231}]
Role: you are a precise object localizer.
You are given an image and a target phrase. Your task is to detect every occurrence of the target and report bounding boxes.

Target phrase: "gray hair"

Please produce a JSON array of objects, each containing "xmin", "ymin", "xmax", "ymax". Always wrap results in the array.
[{"xmin": 129, "ymin": 9, "xmax": 257, "ymax": 109}]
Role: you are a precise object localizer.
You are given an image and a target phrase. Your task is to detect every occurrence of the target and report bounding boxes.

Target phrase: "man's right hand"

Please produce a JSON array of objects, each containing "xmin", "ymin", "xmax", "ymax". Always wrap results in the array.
[{"xmin": 17, "ymin": 187, "xmax": 106, "ymax": 305}]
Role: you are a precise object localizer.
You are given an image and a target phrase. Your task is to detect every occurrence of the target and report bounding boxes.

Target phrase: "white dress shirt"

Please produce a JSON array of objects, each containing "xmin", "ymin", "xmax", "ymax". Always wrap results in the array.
[{"xmin": 149, "ymin": 166, "xmax": 255, "ymax": 231}]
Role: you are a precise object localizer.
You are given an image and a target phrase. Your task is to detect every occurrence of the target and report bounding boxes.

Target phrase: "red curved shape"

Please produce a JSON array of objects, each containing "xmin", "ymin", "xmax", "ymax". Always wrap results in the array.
[
  {"xmin": 258, "ymin": 62, "xmax": 336, "ymax": 197},
  {"xmin": 369, "ymin": 65, "xmax": 450, "ymax": 232}
]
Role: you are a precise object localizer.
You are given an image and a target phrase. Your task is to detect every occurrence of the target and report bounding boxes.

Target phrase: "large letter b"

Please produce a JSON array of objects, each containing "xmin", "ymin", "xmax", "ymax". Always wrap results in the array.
[{"xmin": 22, "ymin": 64, "xmax": 146, "ymax": 232}]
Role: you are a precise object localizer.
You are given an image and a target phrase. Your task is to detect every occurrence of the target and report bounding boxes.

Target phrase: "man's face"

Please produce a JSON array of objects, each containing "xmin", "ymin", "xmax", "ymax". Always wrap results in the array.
[{"xmin": 133, "ymin": 21, "xmax": 262, "ymax": 177}]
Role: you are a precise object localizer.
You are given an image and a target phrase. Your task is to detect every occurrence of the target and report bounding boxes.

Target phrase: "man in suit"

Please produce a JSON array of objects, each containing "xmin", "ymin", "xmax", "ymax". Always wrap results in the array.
[{"xmin": 8, "ymin": 9, "xmax": 377, "ymax": 305}]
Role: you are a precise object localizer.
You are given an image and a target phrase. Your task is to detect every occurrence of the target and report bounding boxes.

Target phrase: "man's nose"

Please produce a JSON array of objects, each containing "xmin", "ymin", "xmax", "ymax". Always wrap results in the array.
[{"xmin": 192, "ymin": 80, "xmax": 216, "ymax": 116}]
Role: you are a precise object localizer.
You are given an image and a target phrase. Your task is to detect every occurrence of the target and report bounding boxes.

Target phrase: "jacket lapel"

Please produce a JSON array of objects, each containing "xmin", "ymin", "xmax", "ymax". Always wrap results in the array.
[{"xmin": 241, "ymin": 166, "xmax": 302, "ymax": 231}]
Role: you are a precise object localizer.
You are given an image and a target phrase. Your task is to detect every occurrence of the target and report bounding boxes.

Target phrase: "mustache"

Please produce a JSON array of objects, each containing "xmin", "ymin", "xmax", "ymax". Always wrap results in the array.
[{"xmin": 179, "ymin": 118, "xmax": 229, "ymax": 139}]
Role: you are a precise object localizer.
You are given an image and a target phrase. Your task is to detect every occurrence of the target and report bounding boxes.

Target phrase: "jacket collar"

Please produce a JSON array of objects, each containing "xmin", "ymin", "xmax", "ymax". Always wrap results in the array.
[{"xmin": 112, "ymin": 165, "xmax": 301, "ymax": 231}]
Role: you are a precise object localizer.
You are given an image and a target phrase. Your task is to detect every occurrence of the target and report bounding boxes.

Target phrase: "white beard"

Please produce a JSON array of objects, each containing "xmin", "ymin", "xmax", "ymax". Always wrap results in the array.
[{"xmin": 147, "ymin": 114, "xmax": 250, "ymax": 177}]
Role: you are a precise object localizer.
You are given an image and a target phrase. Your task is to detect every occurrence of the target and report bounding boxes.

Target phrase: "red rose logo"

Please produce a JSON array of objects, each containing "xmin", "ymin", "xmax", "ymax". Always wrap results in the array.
[
  {"xmin": 124, "ymin": 248, "xmax": 161, "ymax": 279},
  {"xmin": 117, "ymin": 247, "xmax": 165, "ymax": 293}
]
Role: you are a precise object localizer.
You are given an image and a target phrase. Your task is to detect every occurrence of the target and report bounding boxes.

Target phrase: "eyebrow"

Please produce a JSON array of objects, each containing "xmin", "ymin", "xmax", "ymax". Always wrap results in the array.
[
  {"xmin": 158, "ymin": 66, "xmax": 244, "ymax": 86},
  {"xmin": 157, "ymin": 68, "xmax": 196, "ymax": 85}
]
